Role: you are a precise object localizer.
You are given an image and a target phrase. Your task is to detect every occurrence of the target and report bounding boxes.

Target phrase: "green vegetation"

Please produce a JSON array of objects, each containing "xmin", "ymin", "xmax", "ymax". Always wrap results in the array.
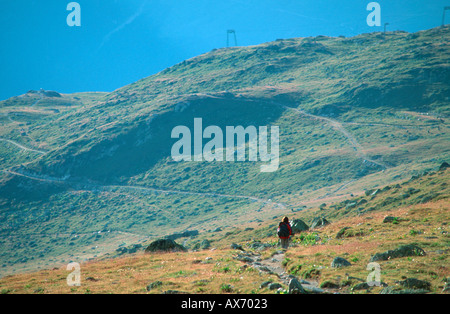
[
  {"xmin": 0, "ymin": 26, "xmax": 449, "ymax": 278},
  {"xmin": 0, "ymin": 168, "xmax": 448, "ymax": 294}
]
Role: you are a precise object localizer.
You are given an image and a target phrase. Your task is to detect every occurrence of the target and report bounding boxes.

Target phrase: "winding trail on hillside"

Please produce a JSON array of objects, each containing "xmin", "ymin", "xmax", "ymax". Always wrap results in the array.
[
  {"xmin": 318, "ymin": 179, "xmax": 358, "ymax": 200},
  {"xmin": 108, "ymin": 184, "xmax": 286, "ymax": 208},
  {"xmin": 4, "ymin": 112, "xmax": 17, "ymax": 124},
  {"xmin": 1, "ymin": 169, "xmax": 287, "ymax": 209},
  {"xmin": 209, "ymin": 94, "xmax": 390, "ymax": 169},
  {"xmin": 273, "ymin": 102, "xmax": 389, "ymax": 169},
  {"xmin": 0, "ymin": 93, "xmax": 400, "ymax": 216},
  {"xmin": 0, "ymin": 138, "xmax": 47, "ymax": 155},
  {"xmin": 30, "ymin": 93, "xmax": 43, "ymax": 108}
]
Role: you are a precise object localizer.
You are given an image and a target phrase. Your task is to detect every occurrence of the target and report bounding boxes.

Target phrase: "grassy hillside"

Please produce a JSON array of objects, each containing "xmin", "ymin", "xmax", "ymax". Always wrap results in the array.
[
  {"xmin": 0, "ymin": 26, "xmax": 449, "ymax": 278},
  {"xmin": 0, "ymin": 167, "xmax": 448, "ymax": 294}
]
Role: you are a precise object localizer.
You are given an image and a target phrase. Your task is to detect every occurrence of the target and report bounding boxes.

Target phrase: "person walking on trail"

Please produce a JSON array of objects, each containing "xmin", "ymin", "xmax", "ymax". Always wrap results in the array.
[{"xmin": 277, "ymin": 216, "xmax": 292, "ymax": 249}]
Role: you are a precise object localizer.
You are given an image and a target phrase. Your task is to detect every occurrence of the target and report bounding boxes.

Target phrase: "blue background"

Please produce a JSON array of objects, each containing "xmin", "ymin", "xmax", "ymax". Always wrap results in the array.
[{"xmin": 0, "ymin": 0, "xmax": 448, "ymax": 100}]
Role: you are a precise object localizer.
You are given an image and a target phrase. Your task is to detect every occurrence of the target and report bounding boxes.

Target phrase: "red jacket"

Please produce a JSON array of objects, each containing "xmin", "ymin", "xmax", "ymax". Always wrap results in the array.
[{"xmin": 278, "ymin": 222, "xmax": 292, "ymax": 239}]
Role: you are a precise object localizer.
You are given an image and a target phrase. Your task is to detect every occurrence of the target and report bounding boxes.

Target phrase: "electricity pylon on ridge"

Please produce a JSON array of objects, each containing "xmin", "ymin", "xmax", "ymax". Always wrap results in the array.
[
  {"xmin": 443, "ymin": 6, "xmax": 450, "ymax": 26},
  {"xmin": 227, "ymin": 29, "xmax": 237, "ymax": 47}
]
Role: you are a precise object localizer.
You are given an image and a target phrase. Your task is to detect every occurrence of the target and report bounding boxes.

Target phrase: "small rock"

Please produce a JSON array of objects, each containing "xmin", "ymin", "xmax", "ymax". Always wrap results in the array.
[
  {"xmin": 310, "ymin": 217, "xmax": 330, "ymax": 229},
  {"xmin": 331, "ymin": 257, "xmax": 351, "ymax": 268},
  {"xmin": 397, "ymin": 278, "xmax": 431, "ymax": 291},
  {"xmin": 260, "ymin": 281, "xmax": 272, "ymax": 289},
  {"xmin": 257, "ymin": 265, "xmax": 273, "ymax": 273},
  {"xmin": 288, "ymin": 277, "xmax": 306, "ymax": 294},
  {"xmin": 234, "ymin": 254, "xmax": 253, "ymax": 263},
  {"xmin": 230, "ymin": 243, "xmax": 245, "ymax": 251},
  {"xmin": 352, "ymin": 282, "xmax": 370, "ymax": 291},
  {"xmin": 320, "ymin": 280, "xmax": 340, "ymax": 289},
  {"xmin": 268, "ymin": 283, "xmax": 282, "ymax": 290},
  {"xmin": 383, "ymin": 216, "xmax": 399, "ymax": 223}
]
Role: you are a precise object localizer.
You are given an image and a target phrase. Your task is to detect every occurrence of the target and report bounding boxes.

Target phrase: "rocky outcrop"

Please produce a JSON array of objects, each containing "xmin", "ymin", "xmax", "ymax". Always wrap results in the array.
[
  {"xmin": 310, "ymin": 217, "xmax": 330, "ymax": 229},
  {"xmin": 331, "ymin": 257, "xmax": 351, "ymax": 268},
  {"xmin": 291, "ymin": 219, "xmax": 309, "ymax": 234},
  {"xmin": 369, "ymin": 244, "xmax": 425, "ymax": 262},
  {"xmin": 145, "ymin": 239, "xmax": 186, "ymax": 253}
]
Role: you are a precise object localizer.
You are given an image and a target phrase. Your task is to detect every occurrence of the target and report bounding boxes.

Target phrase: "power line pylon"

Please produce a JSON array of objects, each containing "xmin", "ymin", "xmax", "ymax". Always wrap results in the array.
[
  {"xmin": 227, "ymin": 29, "xmax": 237, "ymax": 47},
  {"xmin": 443, "ymin": 6, "xmax": 450, "ymax": 26}
]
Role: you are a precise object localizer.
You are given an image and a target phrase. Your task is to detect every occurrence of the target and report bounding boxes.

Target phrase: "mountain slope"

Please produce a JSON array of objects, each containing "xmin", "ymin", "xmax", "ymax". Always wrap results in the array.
[
  {"xmin": 0, "ymin": 167, "xmax": 448, "ymax": 294},
  {"xmin": 0, "ymin": 27, "xmax": 449, "ymax": 277}
]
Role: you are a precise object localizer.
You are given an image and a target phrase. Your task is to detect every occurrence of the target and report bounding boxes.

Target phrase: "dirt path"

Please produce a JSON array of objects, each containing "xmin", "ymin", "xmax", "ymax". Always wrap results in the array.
[
  {"xmin": 0, "ymin": 138, "xmax": 47, "ymax": 155},
  {"xmin": 109, "ymin": 184, "xmax": 286, "ymax": 209},
  {"xmin": 30, "ymin": 93, "xmax": 43, "ymax": 108},
  {"xmin": 205, "ymin": 95, "xmax": 387, "ymax": 169},
  {"xmin": 235, "ymin": 249, "xmax": 327, "ymax": 293},
  {"xmin": 275, "ymin": 103, "xmax": 389, "ymax": 169},
  {"xmin": 1, "ymin": 169, "xmax": 287, "ymax": 209}
]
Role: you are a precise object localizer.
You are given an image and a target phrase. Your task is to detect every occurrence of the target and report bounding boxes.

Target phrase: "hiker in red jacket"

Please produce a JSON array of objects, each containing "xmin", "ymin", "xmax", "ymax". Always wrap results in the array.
[{"xmin": 277, "ymin": 216, "xmax": 292, "ymax": 249}]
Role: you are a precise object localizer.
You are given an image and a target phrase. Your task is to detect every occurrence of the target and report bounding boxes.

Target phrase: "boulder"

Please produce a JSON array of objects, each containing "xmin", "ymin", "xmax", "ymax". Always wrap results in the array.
[
  {"xmin": 331, "ymin": 257, "xmax": 352, "ymax": 268},
  {"xmin": 145, "ymin": 239, "xmax": 186, "ymax": 253},
  {"xmin": 352, "ymin": 282, "xmax": 370, "ymax": 291},
  {"xmin": 230, "ymin": 243, "xmax": 245, "ymax": 251},
  {"xmin": 310, "ymin": 217, "xmax": 330, "ymax": 229},
  {"xmin": 291, "ymin": 219, "xmax": 309, "ymax": 234},
  {"xmin": 397, "ymin": 278, "xmax": 431, "ymax": 291},
  {"xmin": 383, "ymin": 216, "xmax": 399, "ymax": 223},
  {"xmin": 288, "ymin": 277, "xmax": 306, "ymax": 294},
  {"xmin": 369, "ymin": 244, "xmax": 425, "ymax": 262}
]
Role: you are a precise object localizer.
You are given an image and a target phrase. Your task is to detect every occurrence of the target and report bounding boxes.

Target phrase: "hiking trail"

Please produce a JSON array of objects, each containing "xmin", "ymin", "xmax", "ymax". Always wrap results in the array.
[
  {"xmin": 1, "ymin": 169, "xmax": 287, "ymax": 209},
  {"xmin": 0, "ymin": 138, "xmax": 47, "ymax": 155},
  {"xmin": 234, "ymin": 248, "xmax": 331, "ymax": 294}
]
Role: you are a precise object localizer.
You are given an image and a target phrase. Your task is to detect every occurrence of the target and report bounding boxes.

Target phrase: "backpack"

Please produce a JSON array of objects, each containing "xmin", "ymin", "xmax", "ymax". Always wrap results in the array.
[{"xmin": 277, "ymin": 222, "xmax": 290, "ymax": 238}]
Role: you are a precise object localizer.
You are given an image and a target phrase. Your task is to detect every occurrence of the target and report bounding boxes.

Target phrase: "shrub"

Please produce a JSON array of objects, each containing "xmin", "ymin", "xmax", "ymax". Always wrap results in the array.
[{"xmin": 220, "ymin": 284, "xmax": 233, "ymax": 293}]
